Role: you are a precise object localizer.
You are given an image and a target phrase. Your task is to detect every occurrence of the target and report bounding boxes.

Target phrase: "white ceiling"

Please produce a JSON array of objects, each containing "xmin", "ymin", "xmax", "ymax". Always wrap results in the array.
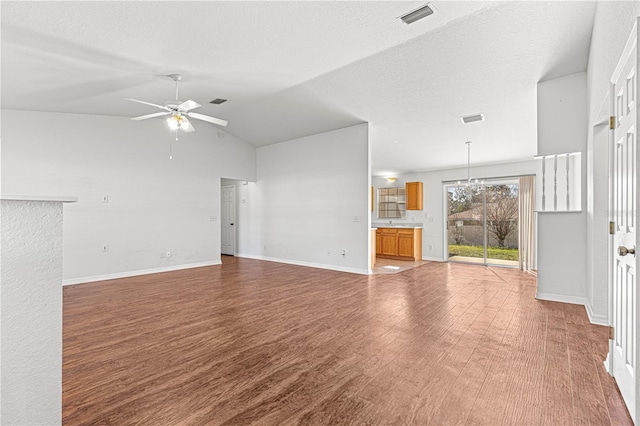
[{"xmin": 1, "ymin": 1, "xmax": 596, "ymax": 176}]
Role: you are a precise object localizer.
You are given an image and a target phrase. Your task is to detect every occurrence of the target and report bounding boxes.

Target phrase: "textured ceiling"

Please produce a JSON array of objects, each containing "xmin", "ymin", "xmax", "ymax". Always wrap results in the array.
[{"xmin": 1, "ymin": 1, "xmax": 596, "ymax": 176}]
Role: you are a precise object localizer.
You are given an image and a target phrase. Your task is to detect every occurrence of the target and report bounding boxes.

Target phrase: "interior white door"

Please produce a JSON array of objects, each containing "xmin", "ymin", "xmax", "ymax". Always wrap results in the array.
[
  {"xmin": 609, "ymin": 19, "xmax": 639, "ymax": 423},
  {"xmin": 221, "ymin": 185, "xmax": 236, "ymax": 256}
]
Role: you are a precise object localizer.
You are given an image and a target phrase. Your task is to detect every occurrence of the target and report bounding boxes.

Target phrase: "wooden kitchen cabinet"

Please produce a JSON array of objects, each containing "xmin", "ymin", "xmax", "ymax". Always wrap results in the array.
[
  {"xmin": 375, "ymin": 227, "xmax": 422, "ymax": 261},
  {"xmin": 406, "ymin": 181, "xmax": 423, "ymax": 210},
  {"xmin": 371, "ymin": 229, "xmax": 377, "ymax": 268},
  {"xmin": 381, "ymin": 229, "xmax": 398, "ymax": 257},
  {"xmin": 397, "ymin": 229, "xmax": 416, "ymax": 258}
]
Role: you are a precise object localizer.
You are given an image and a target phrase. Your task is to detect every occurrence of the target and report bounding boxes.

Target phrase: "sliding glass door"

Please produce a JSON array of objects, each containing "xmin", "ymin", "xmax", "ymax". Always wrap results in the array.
[{"xmin": 446, "ymin": 179, "xmax": 519, "ymax": 267}]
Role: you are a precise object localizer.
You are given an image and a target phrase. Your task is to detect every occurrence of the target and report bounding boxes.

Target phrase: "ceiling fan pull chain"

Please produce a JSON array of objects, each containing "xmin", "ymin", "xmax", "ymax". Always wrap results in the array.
[{"xmin": 169, "ymin": 130, "xmax": 178, "ymax": 160}]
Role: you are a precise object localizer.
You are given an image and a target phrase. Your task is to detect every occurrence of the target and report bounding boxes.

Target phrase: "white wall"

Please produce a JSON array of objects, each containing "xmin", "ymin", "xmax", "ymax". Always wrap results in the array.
[
  {"xmin": 588, "ymin": 2, "xmax": 640, "ymax": 124},
  {"xmin": 536, "ymin": 211, "xmax": 587, "ymax": 305},
  {"xmin": 535, "ymin": 73, "xmax": 589, "ymax": 307},
  {"xmin": 372, "ymin": 159, "xmax": 540, "ymax": 263},
  {"xmin": 586, "ymin": 123, "xmax": 610, "ymax": 324},
  {"xmin": 537, "ymin": 72, "xmax": 588, "ymax": 156},
  {"xmin": 238, "ymin": 123, "xmax": 371, "ymax": 274},
  {"xmin": 1, "ymin": 199, "xmax": 70, "ymax": 425},
  {"xmin": 584, "ymin": 2, "xmax": 640, "ymax": 325},
  {"xmin": 1, "ymin": 109, "xmax": 256, "ymax": 283}
]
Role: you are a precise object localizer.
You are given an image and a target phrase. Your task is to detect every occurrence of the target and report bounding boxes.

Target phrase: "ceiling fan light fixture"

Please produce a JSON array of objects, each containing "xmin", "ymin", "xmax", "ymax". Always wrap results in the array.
[
  {"xmin": 167, "ymin": 117, "xmax": 178, "ymax": 130},
  {"xmin": 127, "ymin": 74, "xmax": 228, "ymax": 134},
  {"xmin": 167, "ymin": 115, "xmax": 183, "ymax": 130},
  {"xmin": 399, "ymin": 3, "xmax": 435, "ymax": 25}
]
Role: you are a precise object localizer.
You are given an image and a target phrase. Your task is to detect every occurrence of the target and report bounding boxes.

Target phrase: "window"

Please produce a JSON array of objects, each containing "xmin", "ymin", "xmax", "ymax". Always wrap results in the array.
[{"xmin": 378, "ymin": 187, "xmax": 406, "ymax": 218}]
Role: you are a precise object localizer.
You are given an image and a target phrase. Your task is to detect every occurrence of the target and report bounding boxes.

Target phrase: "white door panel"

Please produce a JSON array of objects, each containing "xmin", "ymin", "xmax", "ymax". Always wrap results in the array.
[
  {"xmin": 221, "ymin": 185, "xmax": 236, "ymax": 255},
  {"xmin": 610, "ymin": 19, "xmax": 639, "ymax": 423}
]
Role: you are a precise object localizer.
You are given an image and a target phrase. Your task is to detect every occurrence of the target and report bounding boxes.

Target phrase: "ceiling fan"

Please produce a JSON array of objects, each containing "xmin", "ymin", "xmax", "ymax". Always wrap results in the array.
[{"xmin": 126, "ymin": 74, "xmax": 228, "ymax": 132}]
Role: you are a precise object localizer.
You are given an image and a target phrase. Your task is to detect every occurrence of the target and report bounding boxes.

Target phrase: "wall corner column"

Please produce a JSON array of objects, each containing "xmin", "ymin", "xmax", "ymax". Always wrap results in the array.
[{"xmin": 1, "ymin": 195, "xmax": 77, "ymax": 425}]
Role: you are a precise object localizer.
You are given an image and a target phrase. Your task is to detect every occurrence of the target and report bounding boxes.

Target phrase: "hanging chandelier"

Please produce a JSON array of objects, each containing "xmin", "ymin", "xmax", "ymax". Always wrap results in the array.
[{"xmin": 457, "ymin": 141, "xmax": 484, "ymax": 191}]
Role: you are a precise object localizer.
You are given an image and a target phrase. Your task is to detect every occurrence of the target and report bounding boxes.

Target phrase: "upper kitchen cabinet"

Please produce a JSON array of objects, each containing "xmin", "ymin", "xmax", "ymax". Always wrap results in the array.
[{"xmin": 405, "ymin": 182, "xmax": 423, "ymax": 210}]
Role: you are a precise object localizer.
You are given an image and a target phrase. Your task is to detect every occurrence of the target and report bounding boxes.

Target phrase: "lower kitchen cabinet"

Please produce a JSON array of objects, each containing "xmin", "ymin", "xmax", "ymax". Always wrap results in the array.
[
  {"xmin": 375, "ymin": 228, "xmax": 422, "ymax": 261},
  {"xmin": 381, "ymin": 229, "xmax": 398, "ymax": 257}
]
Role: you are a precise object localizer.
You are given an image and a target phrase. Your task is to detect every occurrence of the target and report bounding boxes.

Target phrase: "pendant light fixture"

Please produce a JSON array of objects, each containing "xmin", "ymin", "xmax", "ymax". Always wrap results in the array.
[{"xmin": 457, "ymin": 141, "xmax": 484, "ymax": 191}]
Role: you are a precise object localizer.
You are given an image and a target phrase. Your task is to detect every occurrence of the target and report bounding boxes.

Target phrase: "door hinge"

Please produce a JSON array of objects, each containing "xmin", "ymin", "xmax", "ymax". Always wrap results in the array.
[
  {"xmin": 609, "ymin": 326, "xmax": 615, "ymax": 340},
  {"xmin": 610, "ymin": 116, "xmax": 616, "ymax": 129},
  {"xmin": 610, "ymin": 221, "xmax": 616, "ymax": 235}
]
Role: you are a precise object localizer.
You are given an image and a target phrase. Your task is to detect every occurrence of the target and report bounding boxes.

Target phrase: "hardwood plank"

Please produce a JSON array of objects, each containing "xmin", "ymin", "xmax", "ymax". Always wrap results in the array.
[
  {"xmin": 465, "ymin": 280, "xmax": 529, "ymax": 425},
  {"xmin": 537, "ymin": 301, "xmax": 574, "ymax": 425},
  {"xmin": 565, "ymin": 304, "xmax": 611, "ymax": 425},
  {"xmin": 62, "ymin": 258, "xmax": 632, "ymax": 425},
  {"xmin": 425, "ymin": 281, "xmax": 512, "ymax": 425},
  {"xmin": 499, "ymin": 291, "xmax": 548, "ymax": 424}
]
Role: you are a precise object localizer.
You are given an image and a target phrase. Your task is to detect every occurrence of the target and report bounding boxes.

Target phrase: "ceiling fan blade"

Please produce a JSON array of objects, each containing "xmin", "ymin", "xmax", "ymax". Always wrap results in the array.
[
  {"xmin": 178, "ymin": 100, "xmax": 201, "ymax": 112},
  {"xmin": 187, "ymin": 112, "xmax": 228, "ymax": 127},
  {"xmin": 125, "ymin": 98, "xmax": 170, "ymax": 111},
  {"xmin": 180, "ymin": 117, "xmax": 196, "ymax": 132},
  {"xmin": 131, "ymin": 112, "xmax": 169, "ymax": 121}
]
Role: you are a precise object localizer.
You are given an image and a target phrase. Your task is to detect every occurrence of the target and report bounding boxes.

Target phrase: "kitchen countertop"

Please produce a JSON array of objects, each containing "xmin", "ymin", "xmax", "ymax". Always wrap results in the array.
[{"xmin": 372, "ymin": 222, "xmax": 423, "ymax": 228}]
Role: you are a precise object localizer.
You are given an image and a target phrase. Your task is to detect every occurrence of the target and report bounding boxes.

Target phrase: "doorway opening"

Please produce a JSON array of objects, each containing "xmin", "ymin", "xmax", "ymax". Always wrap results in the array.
[{"xmin": 446, "ymin": 178, "xmax": 519, "ymax": 267}]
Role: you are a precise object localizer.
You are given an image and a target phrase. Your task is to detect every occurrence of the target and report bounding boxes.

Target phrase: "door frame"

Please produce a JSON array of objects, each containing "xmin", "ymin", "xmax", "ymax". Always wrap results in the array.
[
  {"xmin": 221, "ymin": 184, "xmax": 237, "ymax": 256},
  {"xmin": 443, "ymin": 176, "xmax": 521, "ymax": 267}
]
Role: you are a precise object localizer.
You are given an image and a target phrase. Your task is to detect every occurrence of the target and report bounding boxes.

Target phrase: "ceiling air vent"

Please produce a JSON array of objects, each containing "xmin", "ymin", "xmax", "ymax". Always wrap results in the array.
[
  {"xmin": 210, "ymin": 98, "xmax": 227, "ymax": 105},
  {"xmin": 461, "ymin": 114, "xmax": 485, "ymax": 124},
  {"xmin": 399, "ymin": 3, "xmax": 435, "ymax": 25}
]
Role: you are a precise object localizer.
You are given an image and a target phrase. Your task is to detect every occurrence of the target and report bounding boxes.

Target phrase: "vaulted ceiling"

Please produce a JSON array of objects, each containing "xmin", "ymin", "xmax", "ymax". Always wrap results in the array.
[{"xmin": 1, "ymin": 1, "xmax": 596, "ymax": 176}]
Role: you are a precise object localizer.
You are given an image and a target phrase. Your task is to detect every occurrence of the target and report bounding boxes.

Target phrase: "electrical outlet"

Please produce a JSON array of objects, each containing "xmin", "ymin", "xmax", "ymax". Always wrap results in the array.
[
  {"xmin": 209, "ymin": 215, "xmax": 217, "ymax": 221},
  {"xmin": 327, "ymin": 251, "xmax": 331, "ymax": 257},
  {"xmin": 352, "ymin": 216, "xmax": 359, "ymax": 222},
  {"xmin": 428, "ymin": 245, "xmax": 433, "ymax": 250},
  {"xmin": 102, "ymin": 244, "xmax": 109, "ymax": 252},
  {"xmin": 102, "ymin": 195, "xmax": 109, "ymax": 203},
  {"xmin": 341, "ymin": 250, "xmax": 346, "ymax": 257}
]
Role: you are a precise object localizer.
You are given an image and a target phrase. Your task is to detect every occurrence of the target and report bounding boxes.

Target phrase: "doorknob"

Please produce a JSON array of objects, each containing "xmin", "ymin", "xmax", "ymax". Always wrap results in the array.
[
  {"xmin": 230, "ymin": 223, "xmax": 234, "ymax": 226},
  {"xmin": 618, "ymin": 246, "xmax": 636, "ymax": 256}
]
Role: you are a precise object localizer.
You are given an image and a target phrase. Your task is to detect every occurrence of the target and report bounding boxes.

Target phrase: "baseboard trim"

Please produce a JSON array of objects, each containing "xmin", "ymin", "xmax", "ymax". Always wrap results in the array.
[
  {"xmin": 62, "ymin": 261, "xmax": 222, "ymax": 286},
  {"xmin": 422, "ymin": 256, "xmax": 444, "ymax": 262},
  {"xmin": 585, "ymin": 302, "xmax": 609, "ymax": 326},
  {"xmin": 604, "ymin": 353, "xmax": 611, "ymax": 374},
  {"xmin": 236, "ymin": 253, "xmax": 371, "ymax": 275},
  {"xmin": 535, "ymin": 292, "xmax": 586, "ymax": 306}
]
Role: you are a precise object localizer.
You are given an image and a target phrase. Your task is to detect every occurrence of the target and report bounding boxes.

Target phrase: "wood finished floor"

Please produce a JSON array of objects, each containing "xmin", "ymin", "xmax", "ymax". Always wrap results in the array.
[{"xmin": 63, "ymin": 257, "xmax": 631, "ymax": 425}]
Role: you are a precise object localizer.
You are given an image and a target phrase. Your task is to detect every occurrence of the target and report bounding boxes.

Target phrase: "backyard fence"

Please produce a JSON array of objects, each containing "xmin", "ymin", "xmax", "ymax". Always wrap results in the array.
[{"xmin": 447, "ymin": 221, "xmax": 519, "ymax": 249}]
